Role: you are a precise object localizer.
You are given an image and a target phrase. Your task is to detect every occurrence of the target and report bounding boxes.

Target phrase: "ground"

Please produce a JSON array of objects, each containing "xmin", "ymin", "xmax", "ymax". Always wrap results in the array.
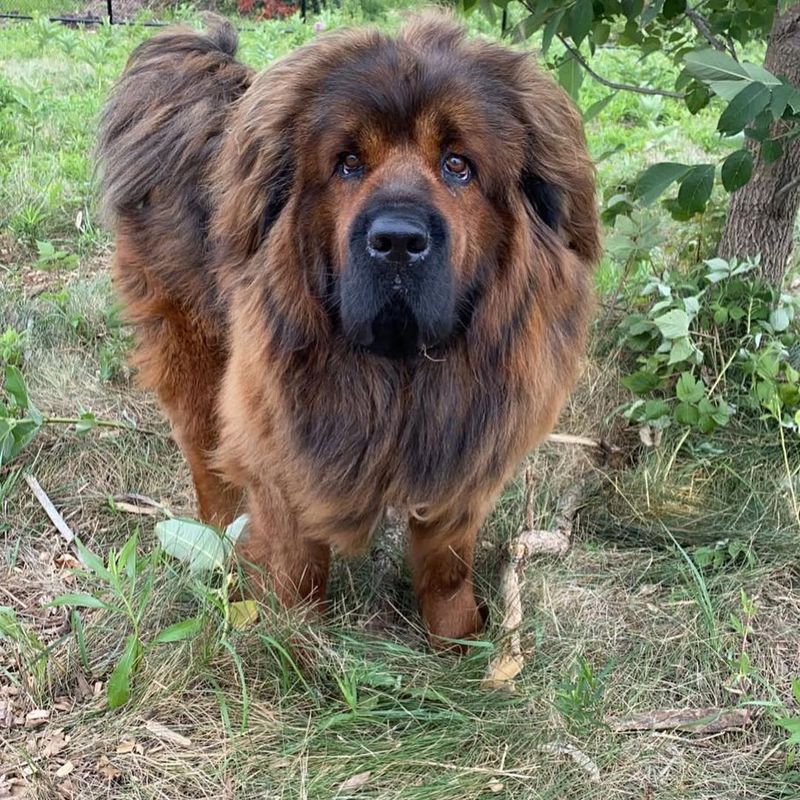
[{"xmin": 1, "ymin": 6, "xmax": 800, "ymax": 800}]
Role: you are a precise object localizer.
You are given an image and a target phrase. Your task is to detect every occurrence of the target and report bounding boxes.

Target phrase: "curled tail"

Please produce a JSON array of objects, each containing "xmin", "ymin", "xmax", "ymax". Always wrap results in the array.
[{"xmin": 97, "ymin": 16, "xmax": 251, "ymax": 224}]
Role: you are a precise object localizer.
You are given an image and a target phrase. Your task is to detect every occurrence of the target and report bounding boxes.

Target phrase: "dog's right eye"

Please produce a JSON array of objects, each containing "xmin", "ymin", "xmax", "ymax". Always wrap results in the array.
[{"xmin": 338, "ymin": 153, "xmax": 363, "ymax": 178}]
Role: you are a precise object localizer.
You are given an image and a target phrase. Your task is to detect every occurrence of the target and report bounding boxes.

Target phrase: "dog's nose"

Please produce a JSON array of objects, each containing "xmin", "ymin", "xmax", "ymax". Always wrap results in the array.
[{"xmin": 367, "ymin": 214, "xmax": 430, "ymax": 265}]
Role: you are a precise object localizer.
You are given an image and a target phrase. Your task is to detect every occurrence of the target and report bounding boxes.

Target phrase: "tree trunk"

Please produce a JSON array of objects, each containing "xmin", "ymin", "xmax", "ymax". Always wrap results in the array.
[{"xmin": 718, "ymin": 4, "xmax": 800, "ymax": 285}]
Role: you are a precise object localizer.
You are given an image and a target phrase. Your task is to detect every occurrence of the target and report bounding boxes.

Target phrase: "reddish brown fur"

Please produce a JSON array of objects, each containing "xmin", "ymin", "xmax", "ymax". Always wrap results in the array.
[{"xmin": 97, "ymin": 14, "xmax": 600, "ymax": 647}]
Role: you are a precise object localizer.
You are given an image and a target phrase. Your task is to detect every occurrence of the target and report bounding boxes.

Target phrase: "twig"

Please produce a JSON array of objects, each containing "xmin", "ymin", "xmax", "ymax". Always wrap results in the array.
[
  {"xmin": 539, "ymin": 743, "xmax": 600, "ymax": 783},
  {"xmin": 686, "ymin": 8, "xmax": 735, "ymax": 55},
  {"xmin": 25, "ymin": 475, "xmax": 76, "ymax": 545},
  {"xmin": 776, "ymin": 174, "xmax": 800, "ymax": 201},
  {"xmin": 608, "ymin": 707, "xmax": 751, "ymax": 734},
  {"xmin": 482, "ymin": 471, "xmax": 583, "ymax": 690},
  {"xmin": 557, "ymin": 35, "xmax": 684, "ymax": 99}
]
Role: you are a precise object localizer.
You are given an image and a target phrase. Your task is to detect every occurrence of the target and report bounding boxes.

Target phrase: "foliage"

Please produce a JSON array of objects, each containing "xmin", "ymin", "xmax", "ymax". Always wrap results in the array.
[
  {"xmin": 468, "ymin": 0, "xmax": 800, "ymax": 218},
  {"xmin": 236, "ymin": 0, "xmax": 297, "ymax": 19},
  {"xmin": 617, "ymin": 255, "xmax": 800, "ymax": 434},
  {"xmin": 50, "ymin": 534, "xmax": 202, "ymax": 708}
]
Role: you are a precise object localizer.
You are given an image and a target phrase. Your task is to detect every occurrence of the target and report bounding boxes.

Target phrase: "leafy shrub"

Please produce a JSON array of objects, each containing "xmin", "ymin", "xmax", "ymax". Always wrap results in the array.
[{"xmin": 618, "ymin": 256, "xmax": 800, "ymax": 435}]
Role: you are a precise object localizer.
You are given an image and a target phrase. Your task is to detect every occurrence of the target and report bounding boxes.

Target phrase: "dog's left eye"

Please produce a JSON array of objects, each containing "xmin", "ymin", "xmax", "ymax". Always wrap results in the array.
[
  {"xmin": 442, "ymin": 153, "xmax": 472, "ymax": 184},
  {"xmin": 338, "ymin": 153, "xmax": 364, "ymax": 178}
]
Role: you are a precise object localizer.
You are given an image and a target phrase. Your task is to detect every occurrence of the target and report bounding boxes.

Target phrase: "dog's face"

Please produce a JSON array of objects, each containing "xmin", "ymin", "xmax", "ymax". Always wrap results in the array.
[{"xmin": 213, "ymin": 17, "xmax": 600, "ymax": 359}]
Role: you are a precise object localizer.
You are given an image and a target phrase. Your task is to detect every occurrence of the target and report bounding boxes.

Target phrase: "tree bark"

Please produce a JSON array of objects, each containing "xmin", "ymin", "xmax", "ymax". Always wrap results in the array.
[{"xmin": 718, "ymin": 4, "xmax": 800, "ymax": 285}]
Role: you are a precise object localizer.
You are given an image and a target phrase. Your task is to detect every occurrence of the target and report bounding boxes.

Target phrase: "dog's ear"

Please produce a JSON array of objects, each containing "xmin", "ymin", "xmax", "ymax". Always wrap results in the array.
[
  {"xmin": 513, "ymin": 57, "xmax": 601, "ymax": 266},
  {"xmin": 520, "ymin": 172, "xmax": 562, "ymax": 232}
]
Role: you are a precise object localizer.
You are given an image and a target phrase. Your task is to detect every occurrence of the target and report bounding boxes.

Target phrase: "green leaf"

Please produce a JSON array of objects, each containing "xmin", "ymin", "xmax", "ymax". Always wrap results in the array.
[
  {"xmin": 769, "ymin": 83, "xmax": 794, "ymax": 118},
  {"xmin": 770, "ymin": 307, "xmax": 791, "ymax": 332},
  {"xmin": 621, "ymin": 370, "xmax": 661, "ymax": 395},
  {"xmin": 75, "ymin": 538, "xmax": 113, "ymax": 581},
  {"xmin": 582, "ymin": 93, "xmax": 616, "ymax": 123},
  {"xmin": 107, "ymin": 634, "xmax": 139, "ymax": 709},
  {"xmin": 3, "ymin": 366, "xmax": 29, "ymax": 409},
  {"xmin": 634, "ymin": 162, "xmax": 690, "ymax": 205},
  {"xmin": 152, "ymin": 617, "xmax": 202, "ymax": 644},
  {"xmin": 541, "ymin": 10, "xmax": 565, "ymax": 55},
  {"xmin": 654, "ymin": 308, "xmax": 690, "ymax": 340},
  {"xmin": 225, "ymin": 514, "xmax": 249, "ymax": 545},
  {"xmin": 761, "ymin": 138, "xmax": 783, "ymax": 163},
  {"xmin": 50, "ymin": 592, "xmax": 109, "ymax": 609},
  {"xmin": 75, "ymin": 411, "xmax": 97, "ymax": 435},
  {"xmin": 676, "ymin": 372, "xmax": 705, "ymax": 403},
  {"xmin": 721, "ymin": 149, "xmax": 753, "ymax": 191},
  {"xmin": 558, "ymin": 55, "xmax": 583, "ymax": 102},
  {"xmin": 566, "ymin": 0, "xmax": 593, "ymax": 46},
  {"xmin": 677, "ymin": 164, "xmax": 714, "ymax": 214},
  {"xmin": 718, "ymin": 82, "xmax": 770, "ymax": 135},
  {"xmin": 684, "ymin": 50, "xmax": 749, "ymax": 83},
  {"xmin": 662, "ymin": 0, "xmax": 686, "ymax": 20},
  {"xmin": 155, "ymin": 517, "xmax": 232, "ymax": 574},
  {"xmin": 668, "ymin": 336, "xmax": 695, "ymax": 364},
  {"xmin": 674, "ymin": 401, "xmax": 700, "ymax": 425}
]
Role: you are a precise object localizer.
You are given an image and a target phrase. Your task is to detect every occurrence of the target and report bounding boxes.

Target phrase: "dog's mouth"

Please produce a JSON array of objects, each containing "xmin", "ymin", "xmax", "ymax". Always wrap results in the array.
[{"xmin": 351, "ymin": 297, "xmax": 422, "ymax": 360}]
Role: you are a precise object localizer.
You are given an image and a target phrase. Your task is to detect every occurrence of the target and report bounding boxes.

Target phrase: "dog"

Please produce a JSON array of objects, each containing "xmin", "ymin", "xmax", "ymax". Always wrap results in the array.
[{"xmin": 96, "ymin": 13, "xmax": 600, "ymax": 646}]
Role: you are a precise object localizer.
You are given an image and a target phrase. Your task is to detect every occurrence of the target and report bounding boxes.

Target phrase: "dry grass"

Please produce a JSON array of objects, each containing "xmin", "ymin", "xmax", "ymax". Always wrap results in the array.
[{"xmin": 1, "ymin": 269, "xmax": 799, "ymax": 800}]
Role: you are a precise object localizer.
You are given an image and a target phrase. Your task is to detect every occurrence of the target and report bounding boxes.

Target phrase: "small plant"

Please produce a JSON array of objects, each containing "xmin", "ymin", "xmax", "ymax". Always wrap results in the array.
[
  {"xmin": 727, "ymin": 589, "xmax": 757, "ymax": 690},
  {"xmin": 554, "ymin": 656, "xmax": 610, "ymax": 735},
  {"xmin": 0, "ymin": 327, "xmax": 26, "ymax": 367},
  {"xmin": 34, "ymin": 240, "xmax": 78, "ymax": 271},
  {"xmin": 618, "ymin": 256, "xmax": 800, "ymax": 436},
  {"xmin": 775, "ymin": 677, "xmax": 800, "ymax": 763},
  {"xmin": 0, "ymin": 606, "xmax": 49, "ymax": 703},
  {"xmin": 50, "ymin": 534, "xmax": 202, "ymax": 709}
]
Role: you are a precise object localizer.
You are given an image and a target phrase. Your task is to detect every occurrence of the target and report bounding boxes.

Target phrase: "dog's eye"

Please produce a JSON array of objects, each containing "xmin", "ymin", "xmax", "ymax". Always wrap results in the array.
[
  {"xmin": 338, "ymin": 153, "xmax": 363, "ymax": 178},
  {"xmin": 442, "ymin": 153, "xmax": 471, "ymax": 184}
]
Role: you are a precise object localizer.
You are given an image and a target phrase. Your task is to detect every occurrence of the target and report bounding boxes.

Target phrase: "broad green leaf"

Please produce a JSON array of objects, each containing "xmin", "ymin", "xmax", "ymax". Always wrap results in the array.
[
  {"xmin": 721, "ymin": 149, "xmax": 753, "ymax": 191},
  {"xmin": 76, "ymin": 538, "xmax": 113, "ymax": 581},
  {"xmin": 740, "ymin": 62, "xmax": 781, "ymax": 86},
  {"xmin": 566, "ymin": 0, "xmax": 593, "ymax": 46},
  {"xmin": 655, "ymin": 309, "xmax": 690, "ymax": 340},
  {"xmin": 4, "ymin": 366, "xmax": 29, "ymax": 409},
  {"xmin": 761, "ymin": 138, "xmax": 783, "ymax": 163},
  {"xmin": 662, "ymin": 0, "xmax": 686, "ymax": 18},
  {"xmin": 156, "ymin": 517, "xmax": 231, "ymax": 574},
  {"xmin": 668, "ymin": 336, "xmax": 695, "ymax": 364},
  {"xmin": 621, "ymin": 370, "xmax": 661, "ymax": 395},
  {"xmin": 50, "ymin": 593, "xmax": 109, "ymax": 609},
  {"xmin": 674, "ymin": 401, "xmax": 700, "ymax": 425},
  {"xmin": 582, "ymin": 93, "xmax": 616, "ymax": 123},
  {"xmin": 152, "ymin": 617, "xmax": 202, "ymax": 644},
  {"xmin": 558, "ymin": 55, "xmax": 583, "ymax": 102},
  {"xmin": 684, "ymin": 50, "xmax": 749, "ymax": 83},
  {"xmin": 225, "ymin": 514, "xmax": 249, "ymax": 545},
  {"xmin": 770, "ymin": 307, "xmax": 791, "ymax": 332},
  {"xmin": 676, "ymin": 372, "xmax": 705, "ymax": 403},
  {"xmin": 634, "ymin": 162, "xmax": 690, "ymax": 205},
  {"xmin": 708, "ymin": 80, "xmax": 748, "ymax": 102},
  {"xmin": 718, "ymin": 82, "xmax": 770, "ymax": 135},
  {"xmin": 677, "ymin": 164, "xmax": 714, "ymax": 214},
  {"xmin": 541, "ymin": 10, "xmax": 565, "ymax": 55},
  {"xmin": 75, "ymin": 412, "xmax": 97, "ymax": 435},
  {"xmin": 107, "ymin": 634, "xmax": 139, "ymax": 709},
  {"xmin": 769, "ymin": 83, "xmax": 794, "ymax": 118}
]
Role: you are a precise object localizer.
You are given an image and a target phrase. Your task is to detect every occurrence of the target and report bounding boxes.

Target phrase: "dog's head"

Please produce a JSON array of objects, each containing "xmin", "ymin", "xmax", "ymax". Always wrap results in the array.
[{"xmin": 212, "ymin": 14, "xmax": 599, "ymax": 359}]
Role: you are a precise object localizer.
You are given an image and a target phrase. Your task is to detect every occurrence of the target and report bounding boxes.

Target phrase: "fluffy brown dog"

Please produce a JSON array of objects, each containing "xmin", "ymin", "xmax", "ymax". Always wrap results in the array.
[{"xmin": 97, "ymin": 14, "xmax": 600, "ymax": 646}]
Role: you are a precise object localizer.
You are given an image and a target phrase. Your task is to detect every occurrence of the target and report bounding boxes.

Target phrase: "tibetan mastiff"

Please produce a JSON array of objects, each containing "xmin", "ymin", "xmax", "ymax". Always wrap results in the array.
[{"xmin": 97, "ymin": 13, "xmax": 600, "ymax": 646}]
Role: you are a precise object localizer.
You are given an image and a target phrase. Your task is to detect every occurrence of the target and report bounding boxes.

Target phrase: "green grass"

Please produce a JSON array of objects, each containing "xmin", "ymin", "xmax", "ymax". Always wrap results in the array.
[{"xmin": 1, "ymin": 6, "xmax": 800, "ymax": 799}]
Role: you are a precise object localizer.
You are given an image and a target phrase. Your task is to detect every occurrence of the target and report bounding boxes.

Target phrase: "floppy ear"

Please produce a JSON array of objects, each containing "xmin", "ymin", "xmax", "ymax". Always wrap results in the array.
[{"xmin": 514, "ymin": 58, "xmax": 601, "ymax": 266}]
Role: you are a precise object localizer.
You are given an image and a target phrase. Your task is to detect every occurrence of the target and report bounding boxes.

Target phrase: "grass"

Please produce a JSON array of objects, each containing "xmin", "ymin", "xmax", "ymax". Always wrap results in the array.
[{"xmin": 1, "ymin": 6, "xmax": 800, "ymax": 799}]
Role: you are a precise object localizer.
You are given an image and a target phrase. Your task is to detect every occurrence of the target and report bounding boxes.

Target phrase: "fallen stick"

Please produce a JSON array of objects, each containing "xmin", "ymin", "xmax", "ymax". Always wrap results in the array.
[
  {"xmin": 538, "ymin": 743, "xmax": 600, "ymax": 783},
  {"xmin": 608, "ymin": 707, "xmax": 752, "ymax": 734},
  {"xmin": 25, "ymin": 475, "xmax": 76, "ymax": 545},
  {"xmin": 482, "ymin": 469, "xmax": 582, "ymax": 690}
]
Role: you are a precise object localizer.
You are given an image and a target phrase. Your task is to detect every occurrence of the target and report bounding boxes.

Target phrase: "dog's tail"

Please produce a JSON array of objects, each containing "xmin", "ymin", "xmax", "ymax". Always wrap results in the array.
[{"xmin": 96, "ymin": 16, "xmax": 253, "ymax": 229}]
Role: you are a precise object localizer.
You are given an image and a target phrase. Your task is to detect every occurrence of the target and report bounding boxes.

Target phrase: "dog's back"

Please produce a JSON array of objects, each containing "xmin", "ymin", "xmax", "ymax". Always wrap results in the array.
[
  {"xmin": 96, "ymin": 19, "xmax": 251, "ymax": 523},
  {"xmin": 96, "ymin": 17, "xmax": 253, "ymax": 316}
]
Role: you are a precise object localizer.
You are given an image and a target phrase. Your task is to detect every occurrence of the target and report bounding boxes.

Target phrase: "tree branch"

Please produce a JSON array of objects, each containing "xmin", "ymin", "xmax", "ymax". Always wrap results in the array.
[
  {"xmin": 685, "ymin": 7, "xmax": 736, "ymax": 56},
  {"xmin": 557, "ymin": 35, "xmax": 684, "ymax": 98}
]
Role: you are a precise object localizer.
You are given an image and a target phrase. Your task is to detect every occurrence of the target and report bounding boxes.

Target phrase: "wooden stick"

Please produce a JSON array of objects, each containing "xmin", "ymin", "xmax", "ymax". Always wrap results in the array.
[
  {"xmin": 25, "ymin": 475, "xmax": 76, "ymax": 545},
  {"xmin": 608, "ymin": 707, "xmax": 752, "ymax": 734}
]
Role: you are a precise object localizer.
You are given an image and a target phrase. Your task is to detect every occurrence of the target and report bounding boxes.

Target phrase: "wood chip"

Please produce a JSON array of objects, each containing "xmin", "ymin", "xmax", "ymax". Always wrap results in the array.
[
  {"xmin": 115, "ymin": 740, "xmax": 136, "ymax": 755},
  {"xmin": 143, "ymin": 720, "xmax": 192, "ymax": 748},
  {"xmin": 54, "ymin": 762, "xmax": 74, "ymax": 779},
  {"xmin": 487, "ymin": 778, "xmax": 504, "ymax": 793},
  {"xmin": 41, "ymin": 729, "xmax": 67, "ymax": 758},
  {"xmin": 338, "ymin": 771, "xmax": 371, "ymax": 792},
  {"xmin": 608, "ymin": 707, "xmax": 751, "ymax": 734},
  {"xmin": 540, "ymin": 743, "xmax": 600, "ymax": 783},
  {"xmin": 24, "ymin": 709, "xmax": 50, "ymax": 728}
]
